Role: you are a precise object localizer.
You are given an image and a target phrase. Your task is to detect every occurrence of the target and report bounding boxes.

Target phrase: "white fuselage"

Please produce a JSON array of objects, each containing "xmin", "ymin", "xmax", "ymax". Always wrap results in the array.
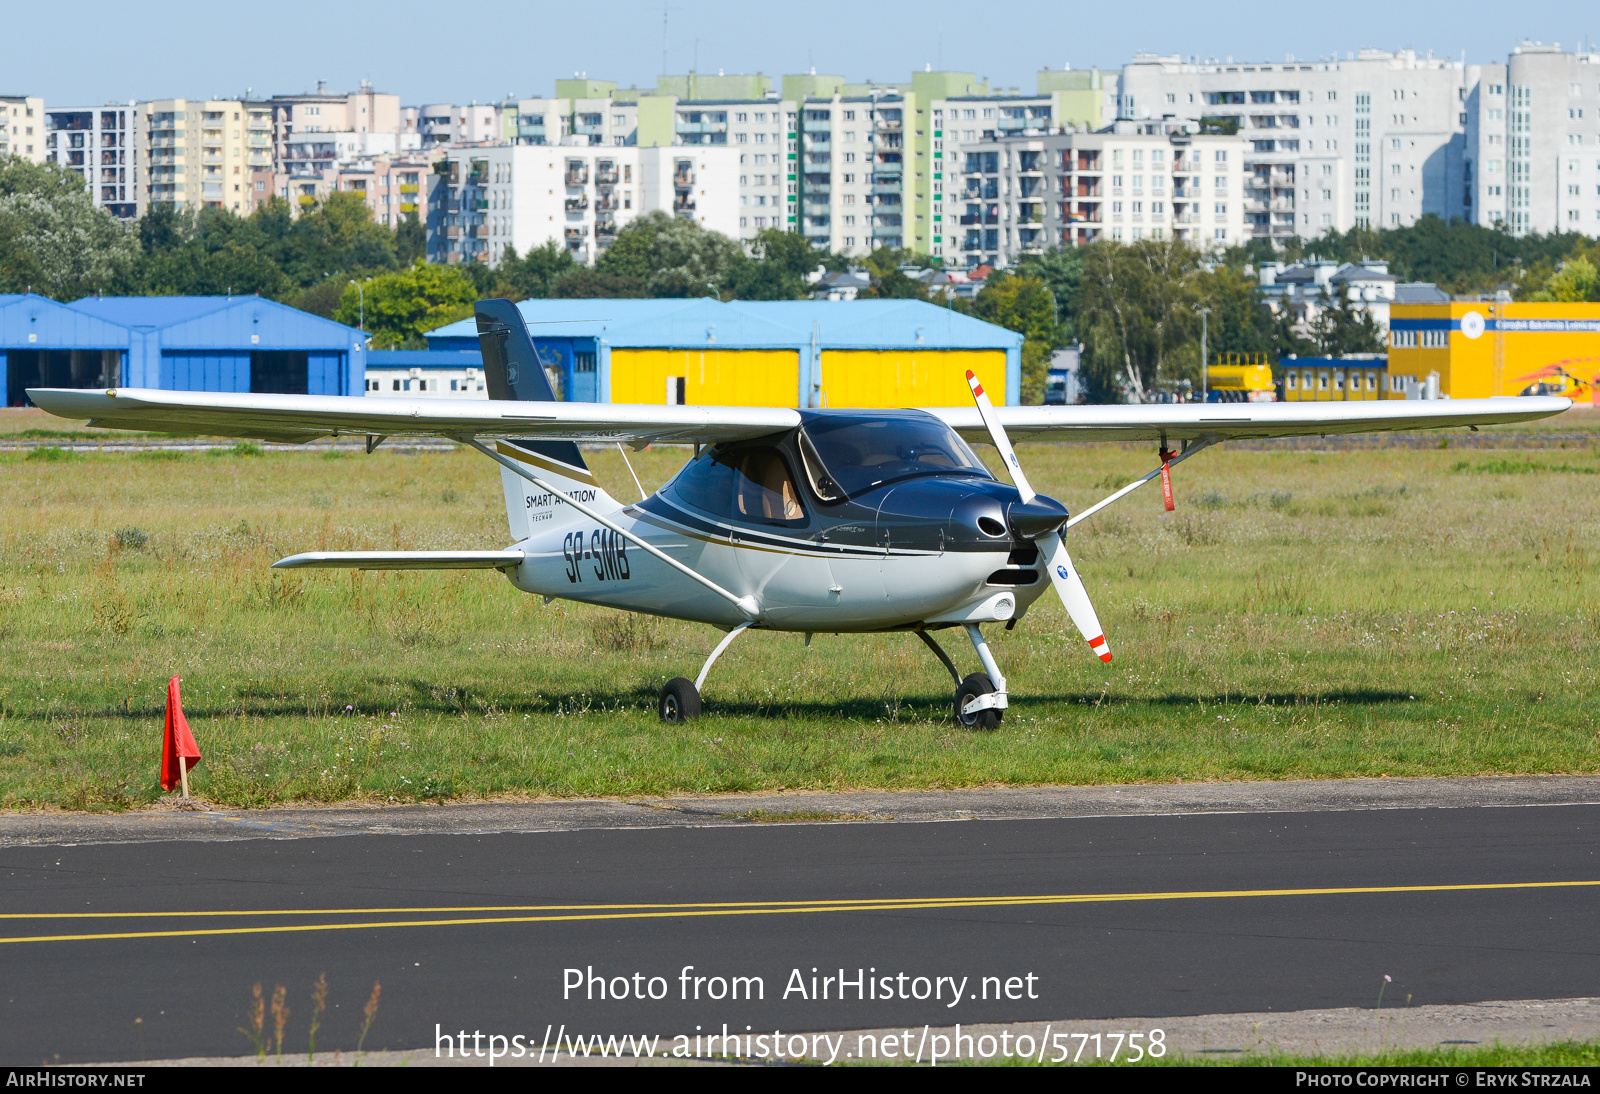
[{"xmin": 503, "ymin": 504, "xmax": 1046, "ymax": 632}]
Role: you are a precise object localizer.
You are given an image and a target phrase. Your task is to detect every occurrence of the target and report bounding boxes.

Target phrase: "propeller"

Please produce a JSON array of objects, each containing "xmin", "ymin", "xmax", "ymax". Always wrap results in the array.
[{"xmin": 965, "ymin": 371, "xmax": 1112, "ymax": 663}]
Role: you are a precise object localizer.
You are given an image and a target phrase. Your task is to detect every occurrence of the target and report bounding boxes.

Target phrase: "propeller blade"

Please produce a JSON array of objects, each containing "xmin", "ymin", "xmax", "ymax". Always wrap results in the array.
[
  {"xmin": 964, "ymin": 368, "xmax": 1112, "ymax": 664},
  {"xmin": 1039, "ymin": 533, "xmax": 1113, "ymax": 663},
  {"xmin": 965, "ymin": 370, "xmax": 1035, "ymax": 503}
]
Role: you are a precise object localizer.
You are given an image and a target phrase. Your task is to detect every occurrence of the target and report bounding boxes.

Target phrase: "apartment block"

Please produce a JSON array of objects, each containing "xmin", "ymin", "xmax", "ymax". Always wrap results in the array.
[
  {"xmin": 1496, "ymin": 44, "xmax": 1600, "ymax": 235},
  {"xmin": 258, "ymin": 155, "xmax": 437, "ymax": 227},
  {"xmin": 1119, "ymin": 50, "xmax": 1476, "ymax": 241},
  {"xmin": 427, "ymin": 144, "xmax": 738, "ymax": 267},
  {"xmin": 402, "ymin": 102, "xmax": 500, "ymax": 149},
  {"xmin": 139, "ymin": 99, "xmax": 263, "ymax": 212},
  {"xmin": 44, "ymin": 103, "xmax": 141, "ymax": 219},
  {"xmin": 0, "ymin": 96, "xmax": 45, "ymax": 163},
  {"xmin": 955, "ymin": 120, "xmax": 1248, "ymax": 267},
  {"xmin": 497, "ymin": 68, "xmax": 1117, "ymax": 259},
  {"xmin": 272, "ymin": 81, "xmax": 402, "ymax": 171}
]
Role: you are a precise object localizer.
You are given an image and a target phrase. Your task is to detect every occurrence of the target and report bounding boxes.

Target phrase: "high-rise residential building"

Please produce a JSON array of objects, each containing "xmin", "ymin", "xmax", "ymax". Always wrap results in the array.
[
  {"xmin": 1490, "ymin": 43, "xmax": 1600, "ymax": 235},
  {"xmin": 0, "ymin": 96, "xmax": 45, "ymax": 163},
  {"xmin": 401, "ymin": 102, "xmax": 500, "ymax": 148},
  {"xmin": 954, "ymin": 120, "xmax": 1248, "ymax": 267},
  {"xmin": 495, "ymin": 68, "xmax": 1120, "ymax": 259},
  {"xmin": 138, "ymin": 99, "xmax": 263, "ymax": 212},
  {"xmin": 271, "ymin": 80, "xmax": 402, "ymax": 172},
  {"xmin": 44, "ymin": 103, "xmax": 141, "ymax": 219},
  {"xmin": 427, "ymin": 144, "xmax": 738, "ymax": 267},
  {"xmin": 507, "ymin": 78, "xmax": 642, "ymax": 147},
  {"xmin": 1118, "ymin": 49, "xmax": 1477, "ymax": 241}
]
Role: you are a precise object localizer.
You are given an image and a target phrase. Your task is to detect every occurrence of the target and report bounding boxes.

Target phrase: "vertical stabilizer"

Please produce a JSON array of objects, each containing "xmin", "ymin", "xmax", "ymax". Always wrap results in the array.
[{"xmin": 475, "ymin": 300, "xmax": 615, "ymax": 540}]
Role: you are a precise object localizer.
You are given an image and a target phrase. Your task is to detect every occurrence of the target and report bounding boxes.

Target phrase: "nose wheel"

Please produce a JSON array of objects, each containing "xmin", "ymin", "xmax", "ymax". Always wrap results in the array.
[{"xmin": 954, "ymin": 672, "xmax": 1003, "ymax": 730}]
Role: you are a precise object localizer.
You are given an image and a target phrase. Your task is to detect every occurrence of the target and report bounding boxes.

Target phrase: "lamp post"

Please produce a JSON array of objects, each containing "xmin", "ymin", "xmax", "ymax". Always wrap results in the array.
[
  {"xmin": 349, "ymin": 279, "xmax": 365, "ymax": 332},
  {"xmin": 1195, "ymin": 305, "xmax": 1212, "ymax": 403}
]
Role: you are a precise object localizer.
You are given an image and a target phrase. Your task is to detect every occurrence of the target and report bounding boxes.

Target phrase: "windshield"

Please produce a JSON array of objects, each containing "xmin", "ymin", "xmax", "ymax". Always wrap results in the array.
[{"xmin": 798, "ymin": 414, "xmax": 992, "ymax": 500}]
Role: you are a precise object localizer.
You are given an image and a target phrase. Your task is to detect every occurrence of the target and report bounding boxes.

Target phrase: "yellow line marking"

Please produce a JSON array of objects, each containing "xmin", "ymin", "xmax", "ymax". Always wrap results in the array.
[{"xmin": 1, "ymin": 880, "xmax": 1595, "ymax": 945}]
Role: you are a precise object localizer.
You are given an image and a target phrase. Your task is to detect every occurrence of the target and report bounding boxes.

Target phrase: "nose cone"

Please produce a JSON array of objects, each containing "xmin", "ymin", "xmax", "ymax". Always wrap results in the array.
[{"xmin": 1008, "ymin": 497, "xmax": 1069, "ymax": 540}]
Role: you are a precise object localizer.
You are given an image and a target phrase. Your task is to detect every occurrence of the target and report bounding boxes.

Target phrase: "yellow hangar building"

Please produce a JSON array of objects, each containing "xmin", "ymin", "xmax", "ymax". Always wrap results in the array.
[
  {"xmin": 1388, "ymin": 300, "xmax": 1600, "ymax": 402},
  {"xmin": 425, "ymin": 298, "xmax": 1024, "ymax": 407}
]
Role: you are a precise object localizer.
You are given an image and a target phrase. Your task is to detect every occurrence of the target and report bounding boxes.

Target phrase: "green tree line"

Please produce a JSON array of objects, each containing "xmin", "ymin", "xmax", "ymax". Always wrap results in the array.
[{"xmin": 4, "ymin": 153, "xmax": 1597, "ymax": 397}]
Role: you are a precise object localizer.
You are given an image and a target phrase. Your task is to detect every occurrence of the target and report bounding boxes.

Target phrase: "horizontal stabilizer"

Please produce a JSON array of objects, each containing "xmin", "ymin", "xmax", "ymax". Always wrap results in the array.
[{"xmin": 272, "ymin": 550, "xmax": 524, "ymax": 571}]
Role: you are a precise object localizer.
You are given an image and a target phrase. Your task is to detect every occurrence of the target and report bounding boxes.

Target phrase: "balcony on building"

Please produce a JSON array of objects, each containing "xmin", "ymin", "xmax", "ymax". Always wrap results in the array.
[
  {"xmin": 566, "ymin": 162, "xmax": 589, "ymax": 186},
  {"xmin": 673, "ymin": 163, "xmax": 694, "ymax": 186},
  {"xmin": 566, "ymin": 195, "xmax": 589, "ymax": 212},
  {"xmin": 596, "ymin": 163, "xmax": 619, "ymax": 186}
]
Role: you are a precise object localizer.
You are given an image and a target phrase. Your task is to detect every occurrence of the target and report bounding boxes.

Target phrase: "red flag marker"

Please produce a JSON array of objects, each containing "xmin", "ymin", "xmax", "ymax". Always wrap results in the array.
[
  {"xmin": 1159, "ymin": 448, "xmax": 1177, "ymax": 512},
  {"xmin": 160, "ymin": 676, "xmax": 201, "ymax": 797}
]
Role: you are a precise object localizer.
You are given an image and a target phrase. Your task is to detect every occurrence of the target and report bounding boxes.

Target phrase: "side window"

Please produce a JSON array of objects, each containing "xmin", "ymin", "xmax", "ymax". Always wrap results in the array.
[
  {"xmin": 733, "ymin": 449, "xmax": 805, "ymax": 526},
  {"xmin": 670, "ymin": 448, "xmax": 736, "ymax": 519}
]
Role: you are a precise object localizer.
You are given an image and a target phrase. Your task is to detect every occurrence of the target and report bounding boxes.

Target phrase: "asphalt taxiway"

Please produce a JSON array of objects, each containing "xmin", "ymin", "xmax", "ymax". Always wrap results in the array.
[{"xmin": 1, "ymin": 777, "xmax": 1596, "ymax": 1064}]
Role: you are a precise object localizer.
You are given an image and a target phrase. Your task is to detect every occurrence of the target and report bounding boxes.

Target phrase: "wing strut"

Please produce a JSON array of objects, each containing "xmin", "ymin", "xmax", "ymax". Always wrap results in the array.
[
  {"xmin": 463, "ymin": 438, "xmax": 761, "ymax": 621},
  {"xmin": 1064, "ymin": 438, "xmax": 1217, "ymax": 530}
]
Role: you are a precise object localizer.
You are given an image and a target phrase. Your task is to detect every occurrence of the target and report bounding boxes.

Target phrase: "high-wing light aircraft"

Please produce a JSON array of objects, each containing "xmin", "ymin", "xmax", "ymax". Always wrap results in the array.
[{"xmin": 30, "ymin": 300, "xmax": 1570, "ymax": 727}]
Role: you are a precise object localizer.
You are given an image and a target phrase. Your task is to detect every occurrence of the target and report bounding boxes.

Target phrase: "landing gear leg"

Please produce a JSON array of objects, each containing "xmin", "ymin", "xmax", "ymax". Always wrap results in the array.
[
  {"xmin": 915, "ymin": 628, "xmax": 962, "ymax": 687},
  {"xmin": 659, "ymin": 621, "xmax": 753, "ymax": 723},
  {"xmin": 955, "ymin": 623, "xmax": 1008, "ymax": 730}
]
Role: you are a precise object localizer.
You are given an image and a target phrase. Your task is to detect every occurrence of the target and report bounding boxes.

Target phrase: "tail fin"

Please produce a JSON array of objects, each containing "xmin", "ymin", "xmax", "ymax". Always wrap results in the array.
[{"xmin": 475, "ymin": 300, "xmax": 615, "ymax": 540}]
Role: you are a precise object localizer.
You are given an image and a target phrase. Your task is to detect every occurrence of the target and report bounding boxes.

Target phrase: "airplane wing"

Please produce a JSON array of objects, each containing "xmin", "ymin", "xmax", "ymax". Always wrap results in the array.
[
  {"xmin": 24, "ymin": 387, "xmax": 800, "ymax": 446},
  {"xmin": 928, "ymin": 397, "xmax": 1572, "ymax": 444},
  {"xmin": 27, "ymin": 387, "xmax": 1570, "ymax": 447}
]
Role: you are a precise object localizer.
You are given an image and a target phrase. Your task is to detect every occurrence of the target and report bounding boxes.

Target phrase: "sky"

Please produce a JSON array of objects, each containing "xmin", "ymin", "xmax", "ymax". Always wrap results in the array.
[{"xmin": 9, "ymin": 0, "xmax": 1600, "ymax": 105}]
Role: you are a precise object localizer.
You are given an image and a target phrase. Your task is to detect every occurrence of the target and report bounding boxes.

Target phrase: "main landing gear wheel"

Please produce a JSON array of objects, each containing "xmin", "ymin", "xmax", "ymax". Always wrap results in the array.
[
  {"xmin": 659, "ymin": 677, "xmax": 702, "ymax": 723},
  {"xmin": 954, "ymin": 672, "xmax": 1002, "ymax": 731}
]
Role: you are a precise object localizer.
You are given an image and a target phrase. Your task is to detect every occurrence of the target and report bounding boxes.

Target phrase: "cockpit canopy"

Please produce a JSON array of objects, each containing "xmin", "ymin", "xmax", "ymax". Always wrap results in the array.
[{"xmin": 796, "ymin": 411, "xmax": 993, "ymax": 502}]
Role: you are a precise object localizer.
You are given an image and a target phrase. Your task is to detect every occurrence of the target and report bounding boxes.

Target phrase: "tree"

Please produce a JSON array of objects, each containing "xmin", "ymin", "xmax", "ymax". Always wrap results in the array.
[
  {"xmin": 971, "ymin": 272, "xmax": 1062, "ymax": 404},
  {"xmin": 492, "ymin": 241, "xmax": 576, "ymax": 299},
  {"xmin": 550, "ymin": 267, "xmax": 650, "ymax": 298},
  {"xmin": 721, "ymin": 228, "xmax": 818, "ymax": 301},
  {"xmin": 1015, "ymin": 247, "xmax": 1084, "ymax": 340},
  {"xmin": 1071, "ymin": 240, "xmax": 1204, "ymax": 402},
  {"xmin": 395, "ymin": 213, "xmax": 426, "ymax": 266},
  {"xmin": 1526, "ymin": 253, "xmax": 1600, "ymax": 302},
  {"xmin": 334, "ymin": 262, "xmax": 476, "ymax": 349},
  {"xmin": 0, "ymin": 155, "xmax": 136, "ymax": 298},
  {"xmin": 597, "ymin": 211, "xmax": 742, "ymax": 297},
  {"xmin": 1309, "ymin": 285, "xmax": 1386, "ymax": 357}
]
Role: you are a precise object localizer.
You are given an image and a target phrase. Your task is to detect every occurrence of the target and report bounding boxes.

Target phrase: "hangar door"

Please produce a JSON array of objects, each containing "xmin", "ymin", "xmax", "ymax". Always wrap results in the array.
[
  {"xmin": 159, "ymin": 351, "xmax": 346, "ymax": 395},
  {"xmin": 609, "ymin": 349, "xmax": 799, "ymax": 406},
  {"xmin": 820, "ymin": 350, "xmax": 1007, "ymax": 408},
  {"xmin": 5, "ymin": 350, "xmax": 124, "ymax": 407}
]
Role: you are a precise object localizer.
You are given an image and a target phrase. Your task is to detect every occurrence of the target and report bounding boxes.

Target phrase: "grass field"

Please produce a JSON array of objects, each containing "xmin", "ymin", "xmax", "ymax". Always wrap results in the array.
[{"xmin": 2, "ymin": 409, "xmax": 1598, "ymax": 811}]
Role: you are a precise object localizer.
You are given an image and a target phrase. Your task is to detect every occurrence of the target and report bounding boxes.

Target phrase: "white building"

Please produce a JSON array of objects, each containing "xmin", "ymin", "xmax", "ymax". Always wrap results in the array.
[
  {"xmin": 270, "ymin": 81, "xmax": 402, "ymax": 175},
  {"xmin": 954, "ymin": 120, "xmax": 1248, "ymax": 266},
  {"xmin": 428, "ymin": 144, "xmax": 739, "ymax": 266},
  {"xmin": 282, "ymin": 129, "xmax": 411, "ymax": 175},
  {"xmin": 1257, "ymin": 259, "xmax": 1398, "ymax": 332},
  {"xmin": 403, "ymin": 103, "xmax": 502, "ymax": 148},
  {"xmin": 0, "ymin": 96, "xmax": 44, "ymax": 163},
  {"xmin": 363, "ymin": 351, "xmax": 487, "ymax": 400},
  {"xmin": 44, "ymin": 102, "xmax": 141, "ymax": 219},
  {"xmin": 1118, "ymin": 49, "xmax": 1477, "ymax": 241},
  {"xmin": 1485, "ymin": 43, "xmax": 1600, "ymax": 235}
]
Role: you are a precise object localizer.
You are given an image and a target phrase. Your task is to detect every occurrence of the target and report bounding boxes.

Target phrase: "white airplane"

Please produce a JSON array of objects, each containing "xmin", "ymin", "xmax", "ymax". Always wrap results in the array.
[{"xmin": 30, "ymin": 300, "xmax": 1570, "ymax": 727}]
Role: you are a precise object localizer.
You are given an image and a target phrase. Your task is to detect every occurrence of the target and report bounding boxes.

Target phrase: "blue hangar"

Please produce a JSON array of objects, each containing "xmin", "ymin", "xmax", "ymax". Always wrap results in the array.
[{"xmin": 1, "ymin": 295, "xmax": 367, "ymax": 406}]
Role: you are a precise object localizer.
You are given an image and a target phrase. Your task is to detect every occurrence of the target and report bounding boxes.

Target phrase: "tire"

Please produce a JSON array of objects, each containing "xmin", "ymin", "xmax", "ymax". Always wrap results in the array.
[
  {"xmin": 659, "ymin": 677, "xmax": 702, "ymax": 723},
  {"xmin": 954, "ymin": 672, "xmax": 1002, "ymax": 730}
]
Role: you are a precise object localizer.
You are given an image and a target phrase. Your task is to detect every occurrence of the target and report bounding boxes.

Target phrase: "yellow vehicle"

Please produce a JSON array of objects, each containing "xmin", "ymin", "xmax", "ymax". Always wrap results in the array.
[{"xmin": 1206, "ymin": 352, "xmax": 1277, "ymax": 403}]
